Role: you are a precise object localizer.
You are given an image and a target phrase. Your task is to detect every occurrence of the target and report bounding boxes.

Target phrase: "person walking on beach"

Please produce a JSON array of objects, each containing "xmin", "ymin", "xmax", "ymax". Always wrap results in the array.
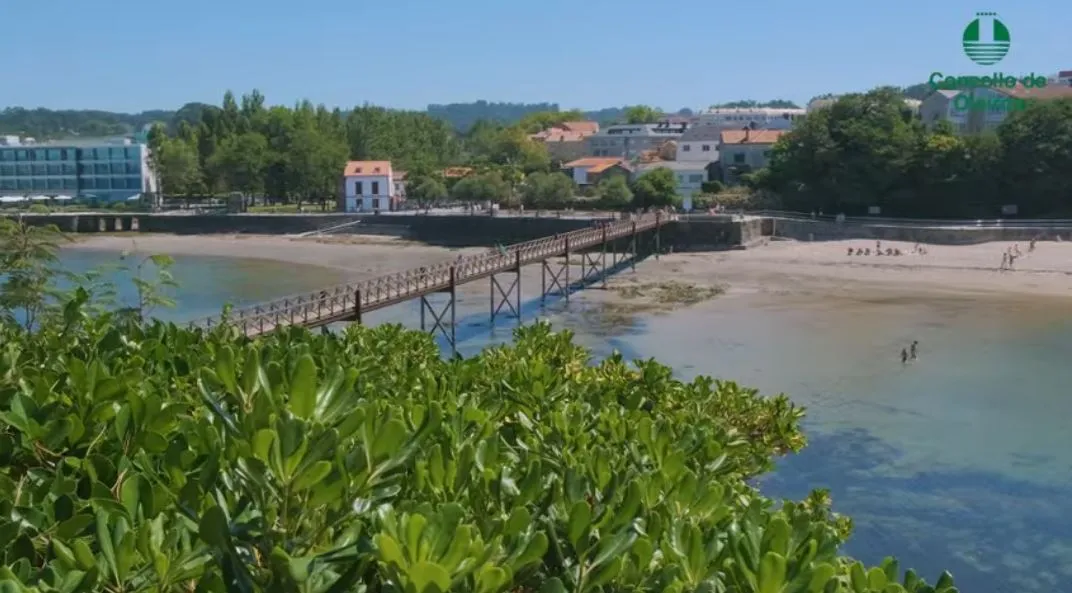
[
  {"xmin": 1000, "ymin": 251, "xmax": 1009, "ymax": 271},
  {"xmin": 910, "ymin": 341, "xmax": 918, "ymax": 360},
  {"xmin": 901, "ymin": 348, "xmax": 909, "ymax": 365}
]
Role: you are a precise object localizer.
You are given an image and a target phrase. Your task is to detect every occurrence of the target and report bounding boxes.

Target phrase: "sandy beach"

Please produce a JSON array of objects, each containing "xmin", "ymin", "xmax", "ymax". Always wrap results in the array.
[{"xmin": 67, "ymin": 234, "xmax": 1072, "ymax": 313}]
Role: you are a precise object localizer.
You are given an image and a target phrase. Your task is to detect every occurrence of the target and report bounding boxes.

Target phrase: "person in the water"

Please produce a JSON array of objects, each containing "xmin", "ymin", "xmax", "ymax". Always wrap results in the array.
[{"xmin": 910, "ymin": 341, "xmax": 918, "ymax": 360}]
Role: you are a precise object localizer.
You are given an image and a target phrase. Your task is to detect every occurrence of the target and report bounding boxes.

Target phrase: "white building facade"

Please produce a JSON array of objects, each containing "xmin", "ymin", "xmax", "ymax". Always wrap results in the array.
[
  {"xmin": 694, "ymin": 107, "xmax": 805, "ymax": 130},
  {"xmin": 340, "ymin": 160, "xmax": 395, "ymax": 213},
  {"xmin": 675, "ymin": 125, "xmax": 722, "ymax": 163}
]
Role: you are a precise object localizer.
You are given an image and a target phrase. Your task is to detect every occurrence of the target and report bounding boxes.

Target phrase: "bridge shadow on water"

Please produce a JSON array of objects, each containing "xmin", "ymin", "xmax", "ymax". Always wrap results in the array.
[
  {"xmin": 422, "ymin": 252, "xmax": 656, "ymax": 359},
  {"xmin": 757, "ymin": 426, "xmax": 1072, "ymax": 593}
]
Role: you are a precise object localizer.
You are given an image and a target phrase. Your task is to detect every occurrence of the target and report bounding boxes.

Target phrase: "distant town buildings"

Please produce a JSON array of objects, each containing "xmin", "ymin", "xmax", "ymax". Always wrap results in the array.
[
  {"xmin": 0, "ymin": 135, "xmax": 158, "ymax": 201},
  {"xmin": 693, "ymin": 107, "xmax": 805, "ymax": 130},
  {"xmin": 919, "ymin": 83, "xmax": 1072, "ymax": 134},
  {"xmin": 530, "ymin": 121, "xmax": 599, "ymax": 162},
  {"xmin": 586, "ymin": 121, "xmax": 689, "ymax": 159}
]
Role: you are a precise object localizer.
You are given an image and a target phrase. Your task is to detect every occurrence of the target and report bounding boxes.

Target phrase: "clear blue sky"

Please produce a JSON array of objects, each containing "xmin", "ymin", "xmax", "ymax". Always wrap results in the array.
[{"xmin": 3, "ymin": 0, "xmax": 1068, "ymax": 113}]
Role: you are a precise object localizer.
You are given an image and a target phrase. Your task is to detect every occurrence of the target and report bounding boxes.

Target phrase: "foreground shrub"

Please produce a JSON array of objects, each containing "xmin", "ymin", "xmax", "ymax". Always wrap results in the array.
[{"xmin": 0, "ymin": 310, "xmax": 958, "ymax": 592}]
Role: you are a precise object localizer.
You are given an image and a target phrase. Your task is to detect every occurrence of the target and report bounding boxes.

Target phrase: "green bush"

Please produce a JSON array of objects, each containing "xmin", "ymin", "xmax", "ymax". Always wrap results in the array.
[
  {"xmin": 700, "ymin": 181, "xmax": 724, "ymax": 194},
  {"xmin": 0, "ymin": 222, "xmax": 958, "ymax": 593}
]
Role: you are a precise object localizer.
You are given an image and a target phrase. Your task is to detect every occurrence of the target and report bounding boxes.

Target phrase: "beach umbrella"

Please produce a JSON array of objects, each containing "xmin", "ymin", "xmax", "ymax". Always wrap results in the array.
[
  {"xmin": 29, "ymin": 195, "xmax": 49, "ymax": 201},
  {"xmin": 0, "ymin": 196, "xmax": 27, "ymax": 204},
  {"xmin": 53, "ymin": 195, "xmax": 73, "ymax": 201}
]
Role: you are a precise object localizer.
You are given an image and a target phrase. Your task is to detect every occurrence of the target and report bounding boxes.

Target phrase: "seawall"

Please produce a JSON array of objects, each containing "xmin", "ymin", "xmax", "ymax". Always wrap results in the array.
[
  {"xmin": 4, "ymin": 213, "xmax": 597, "ymax": 247},
  {"xmin": 8, "ymin": 212, "xmax": 1071, "ymax": 249}
]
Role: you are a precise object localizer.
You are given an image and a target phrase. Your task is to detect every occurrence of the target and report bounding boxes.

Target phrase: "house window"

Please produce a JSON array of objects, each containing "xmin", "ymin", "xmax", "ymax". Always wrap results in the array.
[
  {"xmin": 702, "ymin": 144, "xmax": 710, "ymax": 151},
  {"xmin": 733, "ymin": 153, "xmax": 745, "ymax": 164},
  {"xmin": 371, "ymin": 181, "xmax": 380, "ymax": 194},
  {"xmin": 688, "ymin": 174, "xmax": 703, "ymax": 183},
  {"xmin": 682, "ymin": 144, "xmax": 691, "ymax": 152},
  {"xmin": 372, "ymin": 198, "xmax": 380, "ymax": 210},
  {"xmin": 354, "ymin": 181, "xmax": 363, "ymax": 195}
]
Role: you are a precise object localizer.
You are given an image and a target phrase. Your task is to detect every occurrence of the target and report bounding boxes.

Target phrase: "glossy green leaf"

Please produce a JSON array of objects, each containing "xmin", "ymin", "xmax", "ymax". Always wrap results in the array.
[
  {"xmin": 292, "ymin": 460, "xmax": 331, "ymax": 492},
  {"xmin": 407, "ymin": 560, "xmax": 450, "ymax": 593},
  {"xmin": 288, "ymin": 354, "xmax": 318, "ymax": 419}
]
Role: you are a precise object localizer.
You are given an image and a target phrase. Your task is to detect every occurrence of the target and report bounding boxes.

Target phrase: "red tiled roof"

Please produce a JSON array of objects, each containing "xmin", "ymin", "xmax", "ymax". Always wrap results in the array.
[
  {"xmin": 560, "ymin": 121, "xmax": 599, "ymax": 134},
  {"xmin": 563, "ymin": 157, "xmax": 626, "ymax": 169},
  {"xmin": 999, "ymin": 83, "xmax": 1072, "ymax": 100},
  {"xmin": 719, "ymin": 130, "xmax": 785, "ymax": 145},
  {"xmin": 589, "ymin": 161, "xmax": 631, "ymax": 174},
  {"xmin": 344, "ymin": 160, "xmax": 392, "ymax": 176}
]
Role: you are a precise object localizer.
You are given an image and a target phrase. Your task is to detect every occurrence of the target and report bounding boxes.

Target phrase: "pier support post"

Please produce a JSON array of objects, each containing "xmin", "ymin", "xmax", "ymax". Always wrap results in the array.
[
  {"xmin": 490, "ymin": 251, "xmax": 522, "ymax": 325},
  {"xmin": 420, "ymin": 267, "xmax": 457, "ymax": 354},
  {"xmin": 655, "ymin": 213, "xmax": 661, "ymax": 261},
  {"xmin": 354, "ymin": 289, "xmax": 363, "ymax": 324},
  {"xmin": 564, "ymin": 237, "xmax": 571, "ymax": 301},
  {"xmin": 601, "ymin": 226, "xmax": 608, "ymax": 289},
  {"xmin": 630, "ymin": 222, "xmax": 638, "ymax": 271}
]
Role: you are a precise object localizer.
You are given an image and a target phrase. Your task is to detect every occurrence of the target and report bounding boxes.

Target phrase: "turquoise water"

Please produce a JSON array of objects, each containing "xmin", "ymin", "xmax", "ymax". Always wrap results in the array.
[{"xmin": 53, "ymin": 250, "xmax": 1072, "ymax": 593}]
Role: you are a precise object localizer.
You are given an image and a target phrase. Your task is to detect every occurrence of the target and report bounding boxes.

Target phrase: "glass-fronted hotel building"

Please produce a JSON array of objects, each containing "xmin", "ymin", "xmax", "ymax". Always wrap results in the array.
[{"xmin": 0, "ymin": 137, "xmax": 158, "ymax": 201}]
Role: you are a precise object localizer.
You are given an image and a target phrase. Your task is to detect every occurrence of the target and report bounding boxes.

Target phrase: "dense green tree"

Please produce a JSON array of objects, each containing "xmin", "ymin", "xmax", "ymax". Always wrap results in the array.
[
  {"xmin": 997, "ymin": 99, "xmax": 1072, "ymax": 215},
  {"xmin": 760, "ymin": 88, "xmax": 922, "ymax": 214},
  {"xmin": 208, "ymin": 132, "xmax": 269, "ymax": 198},
  {"xmin": 623, "ymin": 105, "xmax": 662, "ymax": 124},
  {"xmin": 631, "ymin": 167, "xmax": 680, "ymax": 208},
  {"xmin": 408, "ymin": 177, "xmax": 449, "ymax": 206},
  {"xmin": 520, "ymin": 172, "xmax": 576, "ymax": 208},
  {"xmin": 154, "ymin": 137, "xmax": 202, "ymax": 197},
  {"xmin": 450, "ymin": 171, "xmax": 512, "ymax": 203},
  {"xmin": 597, "ymin": 175, "xmax": 634, "ymax": 207}
]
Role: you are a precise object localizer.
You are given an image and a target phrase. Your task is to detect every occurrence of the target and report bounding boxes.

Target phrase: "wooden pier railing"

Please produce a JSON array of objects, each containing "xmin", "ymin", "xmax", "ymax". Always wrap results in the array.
[{"xmin": 190, "ymin": 213, "xmax": 668, "ymax": 337}]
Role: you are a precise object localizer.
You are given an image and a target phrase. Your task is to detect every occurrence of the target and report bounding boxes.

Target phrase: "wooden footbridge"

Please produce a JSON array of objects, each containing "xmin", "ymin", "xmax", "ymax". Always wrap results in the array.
[{"xmin": 190, "ymin": 212, "xmax": 669, "ymax": 348}]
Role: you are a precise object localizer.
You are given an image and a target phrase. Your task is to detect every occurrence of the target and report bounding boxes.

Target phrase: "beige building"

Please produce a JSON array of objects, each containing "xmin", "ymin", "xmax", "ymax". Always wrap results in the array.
[
  {"xmin": 530, "ymin": 121, "xmax": 599, "ymax": 162},
  {"xmin": 718, "ymin": 129, "xmax": 785, "ymax": 185}
]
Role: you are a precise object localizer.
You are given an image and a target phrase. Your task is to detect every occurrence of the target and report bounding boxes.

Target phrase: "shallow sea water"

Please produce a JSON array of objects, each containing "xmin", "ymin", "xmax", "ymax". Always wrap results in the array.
[{"xmin": 58, "ymin": 250, "xmax": 1072, "ymax": 593}]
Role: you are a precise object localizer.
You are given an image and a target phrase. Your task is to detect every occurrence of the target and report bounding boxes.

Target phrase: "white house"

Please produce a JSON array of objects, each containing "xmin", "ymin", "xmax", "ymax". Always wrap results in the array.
[
  {"xmin": 676, "ymin": 125, "xmax": 722, "ymax": 163},
  {"xmin": 339, "ymin": 160, "xmax": 396, "ymax": 213},
  {"xmin": 633, "ymin": 161, "xmax": 708, "ymax": 211}
]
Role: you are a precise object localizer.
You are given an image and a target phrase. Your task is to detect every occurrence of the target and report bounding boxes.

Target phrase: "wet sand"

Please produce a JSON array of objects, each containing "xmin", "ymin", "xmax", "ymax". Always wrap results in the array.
[{"xmin": 68, "ymin": 235, "xmax": 1072, "ymax": 310}]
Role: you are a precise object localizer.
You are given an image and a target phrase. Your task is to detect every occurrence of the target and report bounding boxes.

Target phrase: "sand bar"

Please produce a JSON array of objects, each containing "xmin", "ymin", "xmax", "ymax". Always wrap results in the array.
[{"xmin": 67, "ymin": 235, "xmax": 1072, "ymax": 306}]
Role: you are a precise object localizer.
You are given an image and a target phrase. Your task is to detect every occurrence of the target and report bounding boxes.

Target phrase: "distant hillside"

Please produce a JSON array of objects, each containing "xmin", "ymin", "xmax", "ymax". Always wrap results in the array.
[{"xmin": 0, "ymin": 102, "xmax": 216, "ymax": 140}]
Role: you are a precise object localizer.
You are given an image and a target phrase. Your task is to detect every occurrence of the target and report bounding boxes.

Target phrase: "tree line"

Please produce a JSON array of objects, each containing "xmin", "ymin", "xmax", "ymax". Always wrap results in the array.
[
  {"xmin": 141, "ymin": 90, "xmax": 689, "ymax": 210},
  {"xmin": 750, "ymin": 88, "xmax": 1072, "ymax": 218}
]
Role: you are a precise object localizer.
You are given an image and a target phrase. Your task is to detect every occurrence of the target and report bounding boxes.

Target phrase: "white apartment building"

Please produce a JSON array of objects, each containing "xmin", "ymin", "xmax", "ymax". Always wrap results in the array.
[
  {"xmin": 339, "ymin": 160, "xmax": 396, "ymax": 213},
  {"xmin": 693, "ymin": 107, "xmax": 805, "ymax": 130},
  {"xmin": 587, "ymin": 121, "xmax": 689, "ymax": 159},
  {"xmin": 676, "ymin": 125, "xmax": 722, "ymax": 163}
]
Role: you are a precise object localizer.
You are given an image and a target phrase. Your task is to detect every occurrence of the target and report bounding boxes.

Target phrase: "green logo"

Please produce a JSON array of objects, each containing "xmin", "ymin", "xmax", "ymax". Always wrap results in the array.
[{"xmin": 962, "ymin": 12, "xmax": 1010, "ymax": 66}]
